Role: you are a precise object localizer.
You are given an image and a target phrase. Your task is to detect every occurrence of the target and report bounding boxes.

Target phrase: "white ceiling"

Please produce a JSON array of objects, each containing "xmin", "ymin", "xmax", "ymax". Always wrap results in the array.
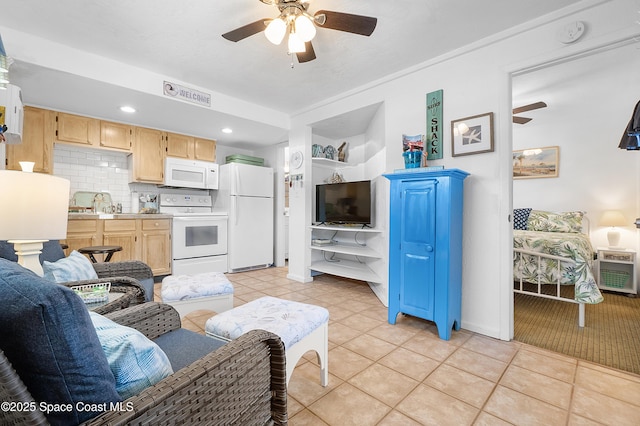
[{"xmin": 1, "ymin": 0, "xmax": 582, "ymax": 149}]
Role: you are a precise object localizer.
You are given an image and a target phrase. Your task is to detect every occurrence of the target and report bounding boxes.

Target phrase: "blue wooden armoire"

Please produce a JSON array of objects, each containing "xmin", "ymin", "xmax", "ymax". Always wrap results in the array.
[{"xmin": 384, "ymin": 168, "xmax": 469, "ymax": 340}]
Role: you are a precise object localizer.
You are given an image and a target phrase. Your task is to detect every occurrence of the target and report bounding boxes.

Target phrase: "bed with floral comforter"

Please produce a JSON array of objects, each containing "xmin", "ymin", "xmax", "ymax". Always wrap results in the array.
[{"xmin": 513, "ymin": 209, "xmax": 603, "ymax": 305}]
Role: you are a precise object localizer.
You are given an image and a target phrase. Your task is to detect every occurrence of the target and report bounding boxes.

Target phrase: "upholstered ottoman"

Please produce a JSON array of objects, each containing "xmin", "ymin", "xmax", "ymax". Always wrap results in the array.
[
  {"xmin": 161, "ymin": 272, "xmax": 234, "ymax": 317},
  {"xmin": 205, "ymin": 296, "xmax": 329, "ymax": 386}
]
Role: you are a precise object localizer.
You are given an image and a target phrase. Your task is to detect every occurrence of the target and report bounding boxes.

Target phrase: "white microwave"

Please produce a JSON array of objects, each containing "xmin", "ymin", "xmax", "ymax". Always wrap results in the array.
[{"xmin": 163, "ymin": 157, "xmax": 218, "ymax": 190}]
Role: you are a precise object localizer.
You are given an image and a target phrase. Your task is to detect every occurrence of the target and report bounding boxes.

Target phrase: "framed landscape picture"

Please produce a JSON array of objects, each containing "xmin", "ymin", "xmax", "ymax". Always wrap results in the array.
[
  {"xmin": 451, "ymin": 112, "xmax": 494, "ymax": 156},
  {"xmin": 512, "ymin": 146, "xmax": 559, "ymax": 179}
]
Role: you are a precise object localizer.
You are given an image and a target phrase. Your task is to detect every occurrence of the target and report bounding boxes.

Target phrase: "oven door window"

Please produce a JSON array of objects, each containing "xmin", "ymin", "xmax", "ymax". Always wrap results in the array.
[
  {"xmin": 186, "ymin": 225, "xmax": 217, "ymax": 246},
  {"xmin": 173, "ymin": 217, "xmax": 228, "ymax": 258}
]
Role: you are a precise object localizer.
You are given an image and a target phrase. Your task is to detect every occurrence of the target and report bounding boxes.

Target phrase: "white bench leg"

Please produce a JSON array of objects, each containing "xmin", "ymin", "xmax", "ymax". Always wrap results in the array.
[{"xmin": 284, "ymin": 322, "xmax": 328, "ymax": 387}]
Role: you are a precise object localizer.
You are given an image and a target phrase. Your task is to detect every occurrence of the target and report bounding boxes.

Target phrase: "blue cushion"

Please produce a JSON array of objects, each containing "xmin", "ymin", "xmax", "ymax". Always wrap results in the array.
[
  {"xmin": 513, "ymin": 208, "xmax": 532, "ymax": 230},
  {"xmin": 43, "ymin": 250, "xmax": 99, "ymax": 283},
  {"xmin": 89, "ymin": 312, "xmax": 173, "ymax": 399},
  {"xmin": 0, "ymin": 240, "xmax": 66, "ymax": 264},
  {"xmin": 0, "ymin": 259, "xmax": 121, "ymax": 425},
  {"xmin": 153, "ymin": 328, "xmax": 226, "ymax": 371}
]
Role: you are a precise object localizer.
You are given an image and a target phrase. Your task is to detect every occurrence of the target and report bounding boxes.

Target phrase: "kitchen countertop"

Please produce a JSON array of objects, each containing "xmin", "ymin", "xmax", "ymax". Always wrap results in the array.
[{"xmin": 68, "ymin": 213, "xmax": 173, "ymax": 220}]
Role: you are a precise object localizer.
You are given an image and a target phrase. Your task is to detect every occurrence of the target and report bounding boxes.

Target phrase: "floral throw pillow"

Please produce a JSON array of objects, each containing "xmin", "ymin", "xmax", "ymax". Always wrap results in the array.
[{"xmin": 527, "ymin": 210, "xmax": 584, "ymax": 233}]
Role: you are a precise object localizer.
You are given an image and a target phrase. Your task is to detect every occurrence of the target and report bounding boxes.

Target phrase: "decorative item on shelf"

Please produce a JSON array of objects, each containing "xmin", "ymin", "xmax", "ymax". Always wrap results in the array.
[
  {"xmin": 402, "ymin": 134, "xmax": 425, "ymax": 169},
  {"xmin": 312, "ymin": 144, "xmax": 324, "ymax": 158},
  {"xmin": 327, "ymin": 171, "xmax": 345, "ymax": 183},
  {"xmin": 324, "ymin": 145, "xmax": 336, "ymax": 160},
  {"xmin": 337, "ymin": 142, "xmax": 347, "ymax": 162},
  {"xmin": 600, "ymin": 210, "xmax": 627, "ymax": 248}
]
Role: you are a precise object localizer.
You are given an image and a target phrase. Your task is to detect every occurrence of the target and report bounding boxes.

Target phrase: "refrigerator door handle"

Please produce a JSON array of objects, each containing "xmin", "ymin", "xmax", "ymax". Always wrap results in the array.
[
  {"xmin": 234, "ymin": 165, "xmax": 240, "ymax": 195},
  {"xmin": 232, "ymin": 196, "xmax": 238, "ymax": 226}
]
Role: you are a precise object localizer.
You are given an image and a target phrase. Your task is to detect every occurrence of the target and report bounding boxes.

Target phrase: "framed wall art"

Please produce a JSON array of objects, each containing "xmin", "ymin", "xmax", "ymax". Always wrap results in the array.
[
  {"xmin": 512, "ymin": 146, "xmax": 559, "ymax": 179},
  {"xmin": 451, "ymin": 112, "xmax": 494, "ymax": 157}
]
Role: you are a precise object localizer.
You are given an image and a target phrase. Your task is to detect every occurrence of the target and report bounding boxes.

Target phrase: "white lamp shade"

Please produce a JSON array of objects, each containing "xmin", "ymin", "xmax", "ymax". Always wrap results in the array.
[
  {"xmin": 0, "ymin": 171, "xmax": 70, "ymax": 240},
  {"xmin": 295, "ymin": 15, "xmax": 316, "ymax": 42},
  {"xmin": 265, "ymin": 18, "xmax": 287, "ymax": 45},
  {"xmin": 600, "ymin": 210, "xmax": 627, "ymax": 227},
  {"xmin": 287, "ymin": 32, "xmax": 306, "ymax": 53}
]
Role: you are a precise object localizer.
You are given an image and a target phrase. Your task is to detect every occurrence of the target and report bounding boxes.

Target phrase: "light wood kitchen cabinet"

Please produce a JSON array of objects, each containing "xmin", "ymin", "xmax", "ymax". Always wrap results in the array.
[
  {"xmin": 55, "ymin": 112, "xmax": 100, "ymax": 146},
  {"xmin": 63, "ymin": 219, "xmax": 101, "ymax": 255},
  {"xmin": 129, "ymin": 127, "xmax": 165, "ymax": 183},
  {"xmin": 194, "ymin": 137, "xmax": 216, "ymax": 161},
  {"xmin": 166, "ymin": 132, "xmax": 193, "ymax": 159},
  {"xmin": 166, "ymin": 133, "xmax": 216, "ymax": 162},
  {"xmin": 64, "ymin": 217, "xmax": 172, "ymax": 276},
  {"xmin": 140, "ymin": 219, "xmax": 171, "ymax": 275},
  {"xmin": 6, "ymin": 106, "xmax": 55, "ymax": 173},
  {"xmin": 102, "ymin": 219, "xmax": 137, "ymax": 262},
  {"xmin": 100, "ymin": 121, "xmax": 133, "ymax": 152}
]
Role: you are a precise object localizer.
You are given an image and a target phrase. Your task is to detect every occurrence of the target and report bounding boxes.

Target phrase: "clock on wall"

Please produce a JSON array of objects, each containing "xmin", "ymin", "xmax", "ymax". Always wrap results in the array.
[{"xmin": 290, "ymin": 151, "xmax": 303, "ymax": 169}]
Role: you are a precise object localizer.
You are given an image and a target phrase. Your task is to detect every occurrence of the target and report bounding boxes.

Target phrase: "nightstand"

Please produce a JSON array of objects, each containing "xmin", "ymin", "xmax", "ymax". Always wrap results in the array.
[{"xmin": 596, "ymin": 247, "xmax": 637, "ymax": 295}]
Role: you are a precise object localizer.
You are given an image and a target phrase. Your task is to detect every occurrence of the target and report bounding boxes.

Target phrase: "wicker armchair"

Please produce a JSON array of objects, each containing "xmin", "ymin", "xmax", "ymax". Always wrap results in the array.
[{"xmin": 0, "ymin": 302, "xmax": 288, "ymax": 426}]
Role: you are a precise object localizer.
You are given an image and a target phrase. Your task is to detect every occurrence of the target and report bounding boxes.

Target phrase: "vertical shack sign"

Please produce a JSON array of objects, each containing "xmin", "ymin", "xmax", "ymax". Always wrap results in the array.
[
  {"xmin": 163, "ymin": 81, "xmax": 211, "ymax": 107},
  {"xmin": 426, "ymin": 90, "xmax": 443, "ymax": 160}
]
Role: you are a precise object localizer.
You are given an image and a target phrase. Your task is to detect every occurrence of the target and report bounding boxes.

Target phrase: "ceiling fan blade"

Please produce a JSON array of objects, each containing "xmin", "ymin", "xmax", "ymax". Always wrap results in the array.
[
  {"xmin": 296, "ymin": 42, "xmax": 316, "ymax": 63},
  {"xmin": 513, "ymin": 101, "xmax": 547, "ymax": 115},
  {"xmin": 314, "ymin": 10, "xmax": 377, "ymax": 36},
  {"xmin": 222, "ymin": 20, "xmax": 267, "ymax": 42},
  {"xmin": 513, "ymin": 116, "xmax": 532, "ymax": 125}
]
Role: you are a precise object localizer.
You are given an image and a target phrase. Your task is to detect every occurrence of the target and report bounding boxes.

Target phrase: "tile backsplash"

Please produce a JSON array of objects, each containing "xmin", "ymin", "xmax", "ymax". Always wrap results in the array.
[{"xmin": 53, "ymin": 144, "xmax": 157, "ymax": 213}]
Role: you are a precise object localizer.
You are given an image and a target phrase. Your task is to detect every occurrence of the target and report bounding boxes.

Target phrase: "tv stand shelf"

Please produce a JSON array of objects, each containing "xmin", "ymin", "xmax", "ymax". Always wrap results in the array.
[{"xmin": 309, "ymin": 225, "xmax": 382, "ymax": 283}]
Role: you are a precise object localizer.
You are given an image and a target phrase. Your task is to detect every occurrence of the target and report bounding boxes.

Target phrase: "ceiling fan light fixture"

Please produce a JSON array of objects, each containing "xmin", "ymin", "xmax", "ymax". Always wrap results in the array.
[
  {"xmin": 265, "ymin": 17, "xmax": 287, "ymax": 45},
  {"xmin": 295, "ymin": 15, "xmax": 316, "ymax": 42},
  {"xmin": 287, "ymin": 32, "xmax": 306, "ymax": 53}
]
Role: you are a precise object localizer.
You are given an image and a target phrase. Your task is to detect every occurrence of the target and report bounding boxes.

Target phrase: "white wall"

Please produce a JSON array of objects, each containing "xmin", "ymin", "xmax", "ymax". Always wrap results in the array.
[{"xmin": 288, "ymin": 0, "xmax": 640, "ymax": 340}]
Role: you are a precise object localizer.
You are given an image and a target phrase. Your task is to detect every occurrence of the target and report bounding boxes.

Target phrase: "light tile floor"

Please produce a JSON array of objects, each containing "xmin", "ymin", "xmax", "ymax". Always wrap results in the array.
[{"xmin": 155, "ymin": 267, "xmax": 640, "ymax": 425}]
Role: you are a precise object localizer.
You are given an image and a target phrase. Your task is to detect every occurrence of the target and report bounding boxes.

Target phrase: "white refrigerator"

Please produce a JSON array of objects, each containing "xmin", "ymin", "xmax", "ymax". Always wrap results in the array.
[{"xmin": 214, "ymin": 163, "xmax": 274, "ymax": 272}]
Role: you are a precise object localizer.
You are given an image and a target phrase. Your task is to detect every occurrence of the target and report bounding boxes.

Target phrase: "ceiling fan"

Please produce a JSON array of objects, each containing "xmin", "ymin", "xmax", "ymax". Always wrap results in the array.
[
  {"xmin": 512, "ymin": 101, "xmax": 547, "ymax": 124},
  {"xmin": 222, "ymin": 0, "xmax": 378, "ymax": 63}
]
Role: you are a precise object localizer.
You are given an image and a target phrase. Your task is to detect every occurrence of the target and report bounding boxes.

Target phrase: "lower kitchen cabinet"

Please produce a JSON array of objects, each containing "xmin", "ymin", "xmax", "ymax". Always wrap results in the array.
[
  {"xmin": 64, "ymin": 219, "xmax": 101, "ymax": 253},
  {"xmin": 103, "ymin": 219, "xmax": 137, "ymax": 262},
  {"xmin": 64, "ymin": 217, "xmax": 171, "ymax": 276},
  {"xmin": 140, "ymin": 219, "xmax": 171, "ymax": 275}
]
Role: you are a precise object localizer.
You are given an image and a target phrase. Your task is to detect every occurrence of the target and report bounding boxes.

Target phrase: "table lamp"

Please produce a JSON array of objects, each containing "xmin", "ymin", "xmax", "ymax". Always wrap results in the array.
[
  {"xmin": 0, "ymin": 170, "xmax": 70, "ymax": 276},
  {"xmin": 599, "ymin": 210, "xmax": 627, "ymax": 248}
]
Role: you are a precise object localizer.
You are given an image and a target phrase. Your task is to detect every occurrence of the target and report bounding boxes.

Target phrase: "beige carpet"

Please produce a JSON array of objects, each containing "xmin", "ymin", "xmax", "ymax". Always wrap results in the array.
[{"xmin": 514, "ymin": 289, "xmax": 640, "ymax": 375}]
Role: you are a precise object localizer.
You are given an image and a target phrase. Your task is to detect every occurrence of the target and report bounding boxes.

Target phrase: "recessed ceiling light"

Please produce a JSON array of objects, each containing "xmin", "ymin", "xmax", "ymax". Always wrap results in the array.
[
  {"xmin": 120, "ymin": 106, "xmax": 136, "ymax": 113},
  {"xmin": 222, "ymin": 128, "xmax": 233, "ymax": 134}
]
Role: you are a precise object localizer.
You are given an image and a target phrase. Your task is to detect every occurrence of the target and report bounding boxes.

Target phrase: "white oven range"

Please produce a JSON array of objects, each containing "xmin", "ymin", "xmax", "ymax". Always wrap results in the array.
[{"xmin": 159, "ymin": 194, "xmax": 228, "ymax": 274}]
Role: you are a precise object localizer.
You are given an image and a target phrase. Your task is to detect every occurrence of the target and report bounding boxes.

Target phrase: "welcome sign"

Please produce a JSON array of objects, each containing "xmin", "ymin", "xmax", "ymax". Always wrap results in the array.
[
  {"xmin": 163, "ymin": 81, "xmax": 211, "ymax": 107},
  {"xmin": 426, "ymin": 90, "xmax": 443, "ymax": 160}
]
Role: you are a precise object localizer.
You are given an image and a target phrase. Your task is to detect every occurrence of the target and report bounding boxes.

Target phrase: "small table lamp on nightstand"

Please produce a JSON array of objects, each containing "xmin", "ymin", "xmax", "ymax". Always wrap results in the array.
[
  {"xmin": 600, "ymin": 210, "xmax": 627, "ymax": 248},
  {"xmin": 0, "ymin": 170, "xmax": 70, "ymax": 276}
]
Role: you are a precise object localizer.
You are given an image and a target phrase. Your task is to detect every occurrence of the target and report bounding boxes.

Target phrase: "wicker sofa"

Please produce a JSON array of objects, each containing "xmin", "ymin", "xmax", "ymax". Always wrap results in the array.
[
  {"xmin": 0, "ymin": 258, "xmax": 287, "ymax": 425},
  {"xmin": 0, "ymin": 301, "xmax": 288, "ymax": 425}
]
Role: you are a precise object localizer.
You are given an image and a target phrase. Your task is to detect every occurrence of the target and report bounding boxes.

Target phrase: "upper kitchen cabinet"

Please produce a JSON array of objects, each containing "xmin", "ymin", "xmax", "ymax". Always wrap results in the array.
[
  {"xmin": 6, "ymin": 106, "xmax": 55, "ymax": 173},
  {"xmin": 194, "ymin": 137, "xmax": 216, "ymax": 162},
  {"xmin": 55, "ymin": 112, "xmax": 100, "ymax": 146},
  {"xmin": 166, "ymin": 132, "xmax": 193, "ymax": 159},
  {"xmin": 129, "ymin": 126, "xmax": 165, "ymax": 183},
  {"xmin": 100, "ymin": 121, "xmax": 133, "ymax": 152},
  {"xmin": 166, "ymin": 132, "xmax": 216, "ymax": 162}
]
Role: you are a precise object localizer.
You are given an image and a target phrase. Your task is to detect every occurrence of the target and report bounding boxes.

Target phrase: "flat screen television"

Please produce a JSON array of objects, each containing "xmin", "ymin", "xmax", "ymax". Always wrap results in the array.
[{"xmin": 315, "ymin": 180, "xmax": 372, "ymax": 225}]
